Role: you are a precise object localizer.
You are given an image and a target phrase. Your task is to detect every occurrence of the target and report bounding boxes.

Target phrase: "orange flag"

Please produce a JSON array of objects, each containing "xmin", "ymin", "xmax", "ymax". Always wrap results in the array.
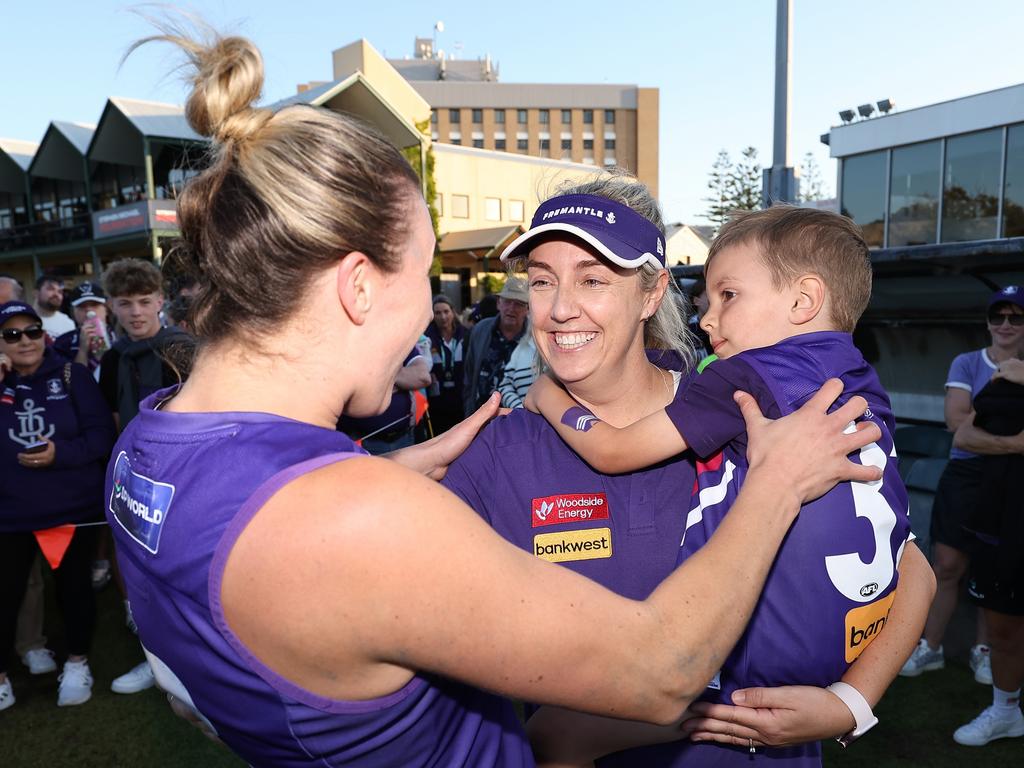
[
  {"xmin": 413, "ymin": 390, "xmax": 429, "ymax": 425},
  {"xmin": 34, "ymin": 525, "xmax": 76, "ymax": 570}
]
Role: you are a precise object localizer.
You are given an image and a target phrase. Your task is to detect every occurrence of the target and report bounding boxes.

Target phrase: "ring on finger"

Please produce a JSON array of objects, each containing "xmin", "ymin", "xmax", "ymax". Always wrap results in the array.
[{"xmin": 748, "ymin": 737, "xmax": 755, "ymax": 754}]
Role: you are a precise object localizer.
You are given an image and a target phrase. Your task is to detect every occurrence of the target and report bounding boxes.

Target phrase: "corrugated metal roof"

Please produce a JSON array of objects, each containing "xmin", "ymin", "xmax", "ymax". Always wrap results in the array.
[
  {"xmin": 109, "ymin": 97, "xmax": 204, "ymax": 141},
  {"xmin": 0, "ymin": 139, "xmax": 38, "ymax": 172},
  {"xmin": 439, "ymin": 225, "xmax": 521, "ymax": 253}
]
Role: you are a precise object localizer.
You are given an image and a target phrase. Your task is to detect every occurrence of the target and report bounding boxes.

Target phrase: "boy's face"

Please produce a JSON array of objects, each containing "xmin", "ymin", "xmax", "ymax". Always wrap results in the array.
[
  {"xmin": 701, "ymin": 242, "xmax": 797, "ymax": 359},
  {"xmin": 111, "ymin": 291, "xmax": 163, "ymax": 342}
]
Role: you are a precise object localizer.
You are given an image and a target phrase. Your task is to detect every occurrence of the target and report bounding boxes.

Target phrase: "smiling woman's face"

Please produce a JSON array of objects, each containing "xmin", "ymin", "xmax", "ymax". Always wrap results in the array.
[{"xmin": 527, "ymin": 238, "xmax": 656, "ymax": 391}]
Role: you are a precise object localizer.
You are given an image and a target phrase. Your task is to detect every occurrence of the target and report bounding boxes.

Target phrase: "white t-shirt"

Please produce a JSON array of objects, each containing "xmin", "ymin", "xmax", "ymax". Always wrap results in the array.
[{"xmin": 39, "ymin": 310, "xmax": 75, "ymax": 339}]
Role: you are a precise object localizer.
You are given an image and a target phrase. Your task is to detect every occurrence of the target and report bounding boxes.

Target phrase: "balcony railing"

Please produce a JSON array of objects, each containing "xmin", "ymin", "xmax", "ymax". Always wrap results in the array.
[{"xmin": 0, "ymin": 212, "xmax": 92, "ymax": 253}]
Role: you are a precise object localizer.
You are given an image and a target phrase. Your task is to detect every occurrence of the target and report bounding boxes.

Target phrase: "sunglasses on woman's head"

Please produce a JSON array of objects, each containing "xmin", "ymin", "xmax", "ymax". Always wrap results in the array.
[
  {"xmin": 988, "ymin": 312, "xmax": 1024, "ymax": 327},
  {"xmin": 1, "ymin": 325, "xmax": 45, "ymax": 343}
]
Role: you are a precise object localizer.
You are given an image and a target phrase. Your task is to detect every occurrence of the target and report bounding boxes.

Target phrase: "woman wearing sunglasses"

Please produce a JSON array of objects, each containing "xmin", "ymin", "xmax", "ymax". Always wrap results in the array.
[
  {"xmin": 0, "ymin": 300, "xmax": 116, "ymax": 711},
  {"xmin": 901, "ymin": 287, "xmax": 1024, "ymax": 691}
]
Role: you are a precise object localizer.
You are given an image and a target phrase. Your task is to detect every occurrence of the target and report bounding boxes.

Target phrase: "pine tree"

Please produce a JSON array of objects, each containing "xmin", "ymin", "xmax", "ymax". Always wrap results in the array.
[
  {"xmin": 799, "ymin": 152, "xmax": 826, "ymax": 202},
  {"xmin": 730, "ymin": 146, "xmax": 762, "ymax": 212},
  {"xmin": 703, "ymin": 149, "xmax": 733, "ymax": 230}
]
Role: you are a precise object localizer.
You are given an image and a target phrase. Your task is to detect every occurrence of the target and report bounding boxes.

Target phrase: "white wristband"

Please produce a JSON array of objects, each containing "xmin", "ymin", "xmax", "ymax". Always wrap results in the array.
[{"xmin": 825, "ymin": 681, "xmax": 878, "ymax": 747}]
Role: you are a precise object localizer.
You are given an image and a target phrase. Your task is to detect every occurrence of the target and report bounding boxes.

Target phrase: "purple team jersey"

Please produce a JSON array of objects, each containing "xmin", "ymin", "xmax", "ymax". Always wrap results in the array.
[
  {"xmin": 107, "ymin": 389, "xmax": 533, "ymax": 767},
  {"xmin": 443, "ymin": 394, "xmax": 704, "ymax": 767},
  {"xmin": 666, "ymin": 332, "xmax": 912, "ymax": 766}
]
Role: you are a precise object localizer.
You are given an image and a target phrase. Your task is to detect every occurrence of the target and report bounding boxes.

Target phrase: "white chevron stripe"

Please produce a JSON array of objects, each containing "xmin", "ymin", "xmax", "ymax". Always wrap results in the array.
[{"xmin": 680, "ymin": 459, "xmax": 737, "ymax": 547}]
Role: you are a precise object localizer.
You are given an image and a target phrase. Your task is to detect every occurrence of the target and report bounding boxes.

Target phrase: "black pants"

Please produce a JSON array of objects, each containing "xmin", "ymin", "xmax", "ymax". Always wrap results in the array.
[{"xmin": 0, "ymin": 526, "xmax": 96, "ymax": 674}]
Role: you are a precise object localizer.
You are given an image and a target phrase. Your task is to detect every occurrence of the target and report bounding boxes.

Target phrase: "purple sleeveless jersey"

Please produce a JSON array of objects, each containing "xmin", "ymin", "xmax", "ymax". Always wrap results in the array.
[
  {"xmin": 666, "ymin": 332, "xmax": 912, "ymax": 766},
  {"xmin": 106, "ymin": 389, "xmax": 533, "ymax": 767}
]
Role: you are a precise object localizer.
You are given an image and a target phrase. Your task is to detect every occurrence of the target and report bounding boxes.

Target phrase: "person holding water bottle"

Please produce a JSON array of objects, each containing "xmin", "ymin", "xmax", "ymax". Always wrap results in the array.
[{"xmin": 53, "ymin": 282, "xmax": 114, "ymax": 377}]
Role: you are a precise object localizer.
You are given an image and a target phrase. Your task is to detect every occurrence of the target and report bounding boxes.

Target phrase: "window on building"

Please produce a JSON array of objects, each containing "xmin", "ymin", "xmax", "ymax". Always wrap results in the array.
[
  {"xmin": 583, "ymin": 109, "xmax": 594, "ymax": 124},
  {"xmin": 840, "ymin": 150, "xmax": 886, "ymax": 248},
  {"xmin": 1005, "ymin": 124, "xmax": 1024, "ymax": 237},
  {"xmin": 449, "ymin": 109, "xmax": 461, "ymax": 123},
  {"xmin": 473, "ymin": 138, "xmax": 484, "ymax": 148},
  {"xmin": 496, "ymin": 138, "xmax": 507, "ymax": 150},
  {"xmin": 452, "ymin": 194, "xmax": 469, "ymax": 219},
  {"xmin": 472, "ymin": 109, "xmax": 483, "ymax": 124},
  {"xmin": 539, "ymin": 138, "xmax": 550, "ymax": 157},
  {"xmin": 888, "ymin": 140, "xmax": 941, "ymax": 247},
  {"xmin": 494, "ymin": 109, "xmax": 505, "ymax": 124},
  {"xmin": 450, "ymin": 138, "xmax": 462, "ymax": 146},
  {"xmin": 517, "ymin": 109, "xmax": 528, "ymax": 124},
  {"xmin": 561, "ymin": 139, "xmax": 572, "ymax": 150},
  {"xmin": 605, "ymin": 138, "xmax": 616, "ymax": 150},
  {"xmin": 561, "ymin": 109, "xmax": 572, "ymax": 124},
  {"xmin": 942, "ymin": 128, "xmax": 1001, "ymax": 243},
  {"xmin": 431, "ymin": 111, "xmax": 437, "ymax": 124},
  {"xmin": 509, "ymin": 200, "xmax": 525, "ymax": 222},
  {"xmin": 604, "ymin": 157, "xmax": 617, "ymax": 167},
  {"xmin": 539, "ymin": 109, "xmax": 550, "ymax": 124},
  {"xmin": 517, "ymin": 139, "xmax": 529, "ymax": 151},
  {"xmin": 583, "ymin": 139, "xmax": 594, "ymax": 151},
  {"xmin": 436, "ymin": 193, "xmax": 443, "ymax": 216},
  {"xmin": 485, "ymin": 197, "xmax": 501, "ymax": 221},
  {"xmin": 604, "ymin": 109, "xmax": 615, "ymax": 124}
]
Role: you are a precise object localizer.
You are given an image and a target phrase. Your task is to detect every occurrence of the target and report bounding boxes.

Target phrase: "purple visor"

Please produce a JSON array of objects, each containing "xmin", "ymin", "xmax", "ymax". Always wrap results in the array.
[{"xmin": 499, "ymin": 193, "xmax": 666, "ymax": 269}]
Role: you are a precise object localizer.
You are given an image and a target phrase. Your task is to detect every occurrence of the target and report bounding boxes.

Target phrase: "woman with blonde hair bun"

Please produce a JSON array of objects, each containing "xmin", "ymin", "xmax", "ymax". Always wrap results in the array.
[{"xmin": 107, "ymin": 23, "xmax": 884, "ymax": 766}]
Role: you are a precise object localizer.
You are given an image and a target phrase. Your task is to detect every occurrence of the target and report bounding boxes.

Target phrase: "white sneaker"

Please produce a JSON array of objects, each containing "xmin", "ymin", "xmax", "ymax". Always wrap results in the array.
[
  {"xmin": 0, "ymin": 679, "xmax": 13, "ymax": 712},
  {"xmin": 899, "ymin": 639, "xmax": 944, "ymax": 677},
  {"xmin": 57, "ymin": 660, "xmax": 93, "ymax": 707},
  {"xmin": 22, "ymin": 648, "xmax": 57, "ymax": 675},
  {"xmin": 91, "ymin": 559, "xmax": 111, "ymax": 590},
  {"xmin": 953, "ymin": 705, "xmax": 1024, "ymax": 746},
  {"xmin": 970, "ymin": 644, "xmax": 993, "ymax": 685},
  {"xmin": 111, "ymin": 661, "xmax": 155, "ymax": 694}
]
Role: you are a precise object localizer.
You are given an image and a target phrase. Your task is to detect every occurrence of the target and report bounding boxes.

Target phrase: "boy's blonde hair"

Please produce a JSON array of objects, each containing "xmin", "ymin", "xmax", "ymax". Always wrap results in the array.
[{"xmin": 706, "ymin": 205, "xmax": 872, "ymax": 332}]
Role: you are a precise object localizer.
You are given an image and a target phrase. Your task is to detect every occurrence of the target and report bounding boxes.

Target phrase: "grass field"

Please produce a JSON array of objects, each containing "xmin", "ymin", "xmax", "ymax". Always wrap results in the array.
[{"xmin": 5, "ymin": 575, "xmax": 1020, "ymax": 767}]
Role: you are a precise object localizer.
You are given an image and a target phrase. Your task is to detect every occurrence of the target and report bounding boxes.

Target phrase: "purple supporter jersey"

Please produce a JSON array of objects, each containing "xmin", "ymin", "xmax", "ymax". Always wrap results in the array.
[
  {"xmin": 666, "ymin": 332, "xmax": 912, "ymax": 767},
  {"xmin": 106, "ymin": 389, "xmax": 533, "ymax": 768},
  {"xmin": 945, "ymin": 348, "xmax": 997, "ymax": 460},
  {"xmin": 443, "ymin": 401, "xmax": 703, "ymax": 767}
]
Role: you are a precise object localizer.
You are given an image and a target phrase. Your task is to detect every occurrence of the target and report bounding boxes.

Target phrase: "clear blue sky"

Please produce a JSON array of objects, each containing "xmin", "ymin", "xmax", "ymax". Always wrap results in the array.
[{"xmin": 2, "ymin": 1, "xmax": 1022, "ymax": 224}]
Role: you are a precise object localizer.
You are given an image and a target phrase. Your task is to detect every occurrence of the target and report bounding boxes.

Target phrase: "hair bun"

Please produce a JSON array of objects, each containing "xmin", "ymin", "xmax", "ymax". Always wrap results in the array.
[{"xmin": 184, "ymin": 35, "xmax": 266, "ymax": 143}]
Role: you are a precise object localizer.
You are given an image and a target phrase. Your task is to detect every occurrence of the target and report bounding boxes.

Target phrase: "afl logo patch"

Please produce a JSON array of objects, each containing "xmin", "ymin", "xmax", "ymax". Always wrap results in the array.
[
  {"xmin": 47, "ymin": 379, "xmax": 62, "ymax": 395},
  {"xmin": 859, "ymin": 582, "xmax": 879, "ymax": 598}
]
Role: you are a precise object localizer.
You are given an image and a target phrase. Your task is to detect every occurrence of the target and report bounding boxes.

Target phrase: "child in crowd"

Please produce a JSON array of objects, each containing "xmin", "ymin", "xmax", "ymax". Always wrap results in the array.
[{"xmin": 526, "ymin": 206, "xmax": 915, "ymax": 766}]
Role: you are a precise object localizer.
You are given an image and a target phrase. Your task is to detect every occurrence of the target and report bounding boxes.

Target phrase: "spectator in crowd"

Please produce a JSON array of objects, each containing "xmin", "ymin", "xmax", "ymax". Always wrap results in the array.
[
  {"xmin": 103, "ymin": 26, "xmax": 883, "ymax": 766},
  {"xmin": 53, "ymin": 282, "xmax": 114, "ymax": 376},
  {"xmin": 687, "ymin": 277, "xmax": 711, "ymax": 359},
  {"xmin": 99, "ymin": 259, "xmax": 191, "ymax": 430},
  {"xmin": 99, "ymin": 258, "xmax": 192, "ymax": 695},
  {"xmin": 496, "ymin": 320, "xmax": 536, "ymax": 409},
  {"xmin": 337, "ymin": 346, "xmax": 431, "ymax": 454},
  {"xmin": 0, "ymin": 301, "xmax": 116, "ymax": 710},
  {"xmin": 33, "ymin": 275, "xmax": 75, "ymax": 341},
  {"xmin": 900, "ymin": 287, "xmax": 1024, "ymax": 683},
  {"xmin": 462, "ymin": 277, "xmax": 528, "ymax": 415},
  {"xmin": 0, "ymin": 275, "xmax": 23, "ymax": 304},
  {"xmin": 947, "ymin": 292, "xmax": 1024, "ymax": 747},
  {"xmin": 425, "ymin": 294, "xmax": 465, "ymax": 434}
]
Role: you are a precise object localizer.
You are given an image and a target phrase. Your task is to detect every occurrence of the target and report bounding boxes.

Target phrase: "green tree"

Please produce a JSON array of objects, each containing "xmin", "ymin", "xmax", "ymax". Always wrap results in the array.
[
  {"xmin": 402, "ymin": 119, "xmax": 442, "ymax": 276},
  {"xmin": 730, "ymin": 146, "xmax": 762, "ymax": 212},
  {"xmin": 703, "ymin": 149, "xmax": 733, "ymax": 230},
  {"xmin": 799, "ymin": 152, "xmax": 826, "ymax": 202}
]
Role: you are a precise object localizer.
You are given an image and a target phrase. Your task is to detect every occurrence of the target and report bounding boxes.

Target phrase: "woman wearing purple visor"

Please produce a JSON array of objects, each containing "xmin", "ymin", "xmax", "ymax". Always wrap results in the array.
[
  {"xmin": 109, "ymin": 23, "xmax": 894, "ymax": 768},
  {"xmin": 441, "ymin": 176, "xmax": 933, "ymax": 766}
]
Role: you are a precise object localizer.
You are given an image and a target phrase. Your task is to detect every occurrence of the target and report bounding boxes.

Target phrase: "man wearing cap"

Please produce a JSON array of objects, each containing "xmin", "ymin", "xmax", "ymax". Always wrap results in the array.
[
  {"xmin": 462, "ymin": 277, "xmax": 529, "ymax": 416},
  {"xmin": 53, "ymin": 282, "xmax": 114, "ymax": 376},
  {"xmin": 33, "ymin": 275, "xmax": 75, "ymax": 341}
]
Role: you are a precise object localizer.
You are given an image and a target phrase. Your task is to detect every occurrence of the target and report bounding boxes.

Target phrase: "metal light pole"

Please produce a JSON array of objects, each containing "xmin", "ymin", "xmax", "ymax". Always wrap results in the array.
[{"xmin": 763, "ymin": 0, "xmax": 799, "ymax": 206}]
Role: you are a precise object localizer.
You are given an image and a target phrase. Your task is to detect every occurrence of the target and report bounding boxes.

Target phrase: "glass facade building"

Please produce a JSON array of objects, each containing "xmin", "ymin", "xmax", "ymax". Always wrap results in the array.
[{"xmin": 840, "ymin": 123, "xmax": 1024, "ymax": 248}]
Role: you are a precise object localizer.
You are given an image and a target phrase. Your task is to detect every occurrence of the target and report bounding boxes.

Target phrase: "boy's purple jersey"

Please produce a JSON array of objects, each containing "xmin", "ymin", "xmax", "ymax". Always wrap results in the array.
[
  {"xmin": 106, "ymin": 390, "xmax": 533, "ymax": 768},
  {"xmin": 666, "ymin": 332, "xmax": 912, "ymax": 766}
]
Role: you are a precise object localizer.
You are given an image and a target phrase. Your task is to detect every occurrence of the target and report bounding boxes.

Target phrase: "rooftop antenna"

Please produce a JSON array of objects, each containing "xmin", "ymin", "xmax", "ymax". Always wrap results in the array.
[{"xmin": 433, "ymin": 21, "xmax": 444, "ymax": 59}]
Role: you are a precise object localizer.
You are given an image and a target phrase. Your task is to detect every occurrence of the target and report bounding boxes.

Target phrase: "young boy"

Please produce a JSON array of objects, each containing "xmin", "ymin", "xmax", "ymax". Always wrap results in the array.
[
  {"xmin": 526, "ymin": 206, "xmax": 913, "ymax": 766},
  {"xmin": 99, "ymin": 258, "xmax": 191, "ymax": 431}
]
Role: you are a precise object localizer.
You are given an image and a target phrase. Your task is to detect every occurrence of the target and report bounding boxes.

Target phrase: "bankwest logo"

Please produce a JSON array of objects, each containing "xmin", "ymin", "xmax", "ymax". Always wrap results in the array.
[
  {"xmin": 532, "ymin": 492, "xmax": 610, "ymax": 528},
  {"xmin": 844, "ymin": 591, "xmax": 896, "ymax": 663},
  {"xmin": 534, "ymin": 527, "xmax": 612, "ymax": 563}
]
